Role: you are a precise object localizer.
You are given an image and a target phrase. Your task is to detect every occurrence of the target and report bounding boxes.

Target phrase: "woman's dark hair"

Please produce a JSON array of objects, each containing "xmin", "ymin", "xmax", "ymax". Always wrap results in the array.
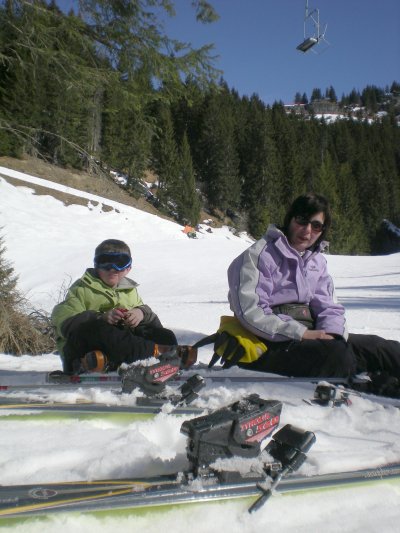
[{"xmin": 282, "ymin": 193, "xmax": 331, "ymax": 246}]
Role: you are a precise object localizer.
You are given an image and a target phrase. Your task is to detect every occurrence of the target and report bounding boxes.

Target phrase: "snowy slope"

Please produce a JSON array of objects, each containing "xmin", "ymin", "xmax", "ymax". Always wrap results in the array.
[{"xmin": 0, "ymin": 166, "xmax": 400, "ymax": 532}]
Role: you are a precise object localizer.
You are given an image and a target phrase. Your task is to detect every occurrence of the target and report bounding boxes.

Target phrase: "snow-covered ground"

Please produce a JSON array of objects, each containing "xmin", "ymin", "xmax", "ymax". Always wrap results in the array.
[{"xmin": 0, "ymin": 166, "xmax": 400, "ymax": 532}]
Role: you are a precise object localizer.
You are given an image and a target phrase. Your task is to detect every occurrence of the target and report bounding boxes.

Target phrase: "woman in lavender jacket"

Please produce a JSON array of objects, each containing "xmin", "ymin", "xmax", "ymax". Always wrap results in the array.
[{"xmin": 227, "ymin": 193, "xmax": 400, "ymax": 392}]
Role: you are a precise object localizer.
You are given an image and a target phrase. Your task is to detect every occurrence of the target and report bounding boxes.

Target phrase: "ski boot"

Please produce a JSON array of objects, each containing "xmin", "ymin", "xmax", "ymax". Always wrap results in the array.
[
  {"xmin": 153, "ymin": 344, "xmax": 198, "ymax": 369},
  {"xmin": 72, "ymin": 350, "xmax": 109, "ymax": 374}
]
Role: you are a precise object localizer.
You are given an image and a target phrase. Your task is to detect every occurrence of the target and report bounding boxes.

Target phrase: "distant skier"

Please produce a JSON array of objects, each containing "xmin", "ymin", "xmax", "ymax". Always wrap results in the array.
[
  {"xmin": 52, "ymin": 239, "xmax": 195, "ymax": 374},
  {"xmin": 223, "ymin": 193, "xmax": 400, "ymax": 397}
]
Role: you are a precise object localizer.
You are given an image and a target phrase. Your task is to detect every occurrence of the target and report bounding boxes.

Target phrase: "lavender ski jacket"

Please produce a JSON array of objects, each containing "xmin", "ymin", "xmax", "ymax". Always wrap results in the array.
[{"xmin": 227, "ymin": 225, "xmax": 348, "ymax": 343}]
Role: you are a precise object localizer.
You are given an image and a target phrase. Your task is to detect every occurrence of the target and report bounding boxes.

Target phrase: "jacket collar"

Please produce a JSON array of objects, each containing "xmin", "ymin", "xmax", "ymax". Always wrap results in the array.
[{"xmin": 265, "ymin": 224, "xmax": 329, "ymax": 256}]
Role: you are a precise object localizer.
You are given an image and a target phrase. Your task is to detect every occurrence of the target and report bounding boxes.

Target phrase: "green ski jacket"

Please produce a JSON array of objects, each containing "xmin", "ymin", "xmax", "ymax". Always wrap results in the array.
[{"xmin": 51, "ymin": 269, "xmax": 159, "ymax": 355}]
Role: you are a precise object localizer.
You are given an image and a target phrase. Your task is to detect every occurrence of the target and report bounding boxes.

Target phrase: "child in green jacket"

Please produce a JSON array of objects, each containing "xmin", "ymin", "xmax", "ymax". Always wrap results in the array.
[{"xmin": 52, "ymin": 239, "xmax": 194, "ymax": 373}]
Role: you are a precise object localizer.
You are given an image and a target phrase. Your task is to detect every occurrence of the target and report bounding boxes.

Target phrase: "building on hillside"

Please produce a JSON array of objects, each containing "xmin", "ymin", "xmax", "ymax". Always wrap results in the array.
[
  {"xmin": 284, "ymin": 103, "xmax": 308, "ymax": 116},
  {"xmin": 308, "ymin": 99, "xmax": 340, "ymax": 115}
]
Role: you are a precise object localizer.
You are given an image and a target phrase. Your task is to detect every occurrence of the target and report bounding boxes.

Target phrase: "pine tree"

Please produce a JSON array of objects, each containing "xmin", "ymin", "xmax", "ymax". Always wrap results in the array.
[
  {"xmin": 330, "ymin": 163, "xmax": 369, "ymax": 254},
  {"xmin": 311, "ymin": 88, "xmax": 322, "ymax": 101},
  {"xmin": 331, "ymin": 120, "xmax": 356, "ymax": 164},
  {"xmin": 0, "ymin": 0, "xmax": 219, "ymax": 169},
  {"xmin": 271, "ymin": 103, "xmax": 304, "ymax": 205},
  {"xmin": 198, "ymin": 88, "xmax": 240, "ymax": 214},
  {"xmin": 293, "ymin": 119, "xmax": 320, "ymax": 192},
  {"xmin": 352, "ymin": 89, "xmax": 362, "ymax": 105},
  {"xmin": 377, "ymin": 117, "xmax": 400, "ymax": 221},
  {"xmin": 170, "ymin": 77, "xmax": 206, "ymax": 177},
  {"xmin": 175, "ymin": 132, "xmax": 201, "ymax": 225},
  {"xmin": 314, "ymin": 149, "xmax": 339, "ymax": 205},
  {"xmin": 326, "ymin": 86, "xmax": 337, "ymax": 102},
  {"xmin": 390, "ymin": 81, "xmax": 400, "ymax": 94},
  {"xmin": 0, "ymin": 235, "xmax": 18, "ymax": 305},
  {"xmin": 238, "ymin": 95, "xmax": 273, "ymax": 231},
  {"xmin": 294, "ymin": 92, "xmax": 302, "ymax": 104},
  {"xmin": 101, "ymin": 75, "xmax": 154, "ymax": 182},
  {"xmin": 237, "ymin": 94, "xmax": 268, "ymax": 212},
  {"xmin": 237, "ymin": 96, "xmax": 283, "ymax": 236},
  {"xmin": 152, "ymin": 104, "xmax": 180, "ymax": 207},
  {"xmin": 248, "ymin": 202, "xmax": 271, "ymax": 239}
]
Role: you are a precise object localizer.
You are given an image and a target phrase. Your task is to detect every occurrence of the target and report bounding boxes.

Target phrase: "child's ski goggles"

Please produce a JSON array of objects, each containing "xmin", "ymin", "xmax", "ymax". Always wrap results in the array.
[{"xmin": 94, "ymin": 252, "xmax": 132, "ymax": 271}]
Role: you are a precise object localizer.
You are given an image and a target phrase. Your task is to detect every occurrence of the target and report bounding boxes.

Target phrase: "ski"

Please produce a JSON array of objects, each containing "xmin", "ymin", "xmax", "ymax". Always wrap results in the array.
[
  {"xmin": 3, "ymin": 355, "xmax": 396, "ymax": 411},
  {"xmin": 0, "ymin": 370, "xmax": 208, "ymax": 416},
  {"xmin": 1, "ymin": 459, "xmax": 399, "ymax": 519},
  {"xmin": 0, "ymin": 367, "xmax": 368, "ymax": 390},
  {"xmin": 0, "ymin": 398, "xmax": 205, "ymax": 417},
  {"xmin": 0, "ymin": 372, "xmax": 122, "ymax": 390}
]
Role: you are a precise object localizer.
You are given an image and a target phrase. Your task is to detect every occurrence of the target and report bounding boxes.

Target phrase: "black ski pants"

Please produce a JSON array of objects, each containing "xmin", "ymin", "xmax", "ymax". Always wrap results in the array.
[
  {"xmin": 62, "ymin": 318, "xmax": 177, "ymax": 373},
  {"xmin": 239, "ymin": 333, "xmax": 400, "ymax": 378}
]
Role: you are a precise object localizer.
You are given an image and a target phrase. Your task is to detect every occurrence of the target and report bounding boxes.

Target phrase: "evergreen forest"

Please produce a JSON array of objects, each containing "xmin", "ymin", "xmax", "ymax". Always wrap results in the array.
[{"xmin": 1, "ymin": 1, "xmax": 399, "ymax": 255}]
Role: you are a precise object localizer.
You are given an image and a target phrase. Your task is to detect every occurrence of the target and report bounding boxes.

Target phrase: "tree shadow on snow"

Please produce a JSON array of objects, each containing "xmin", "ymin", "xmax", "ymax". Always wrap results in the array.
[{"xmin": 339, "ymin": 294, "xmax": 400, "ymax": 311}]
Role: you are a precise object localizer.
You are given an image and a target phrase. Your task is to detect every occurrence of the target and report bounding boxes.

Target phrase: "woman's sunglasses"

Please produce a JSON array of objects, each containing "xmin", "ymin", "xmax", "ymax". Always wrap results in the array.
[{"xmin": 294, "ymin": 215, "xmax": 325, "ymax": 233}]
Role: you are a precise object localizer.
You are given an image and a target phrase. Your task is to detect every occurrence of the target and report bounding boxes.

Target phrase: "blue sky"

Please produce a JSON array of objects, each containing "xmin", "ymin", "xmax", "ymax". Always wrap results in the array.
[
  {"xmin": 59, "ymin": 0, "xmax": 400, "ymax": 105},
  {"xmin": 162, "ymin": 0, "xmax": 400, "ymax": 104}
]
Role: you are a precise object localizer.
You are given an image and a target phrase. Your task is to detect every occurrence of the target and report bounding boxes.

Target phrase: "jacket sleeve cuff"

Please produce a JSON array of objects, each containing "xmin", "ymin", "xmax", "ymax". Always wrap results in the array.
[{"xmin": 136, "ymin": 305, "xmax": 162, "ymax": 327}]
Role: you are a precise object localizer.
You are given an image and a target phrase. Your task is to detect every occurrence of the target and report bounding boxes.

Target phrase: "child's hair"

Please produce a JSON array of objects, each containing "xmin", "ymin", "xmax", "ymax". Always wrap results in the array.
[{"xmin": 94, "ymin": 239, "xmax": 131, "ymax": 258}]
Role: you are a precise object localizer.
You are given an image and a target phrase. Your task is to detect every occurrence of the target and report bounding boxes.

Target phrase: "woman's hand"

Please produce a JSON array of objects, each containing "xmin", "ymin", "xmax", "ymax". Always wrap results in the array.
[{"xmin": 302, "ymin": 329, "xmax": 335, "ymax": 341}]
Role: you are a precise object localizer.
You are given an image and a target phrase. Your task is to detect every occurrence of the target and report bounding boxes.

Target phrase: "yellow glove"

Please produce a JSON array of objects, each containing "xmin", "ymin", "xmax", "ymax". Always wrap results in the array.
[{"xmin": 211, "ymin": 316, "xmax": 267, "ymax": 367}]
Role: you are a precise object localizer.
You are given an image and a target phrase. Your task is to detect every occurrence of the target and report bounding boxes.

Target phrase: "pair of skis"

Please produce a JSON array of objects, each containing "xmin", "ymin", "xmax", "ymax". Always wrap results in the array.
[
  {"xmin": 1, "ymin": 360, "xmax": 400, "ymax": 519},
  {"xmin": 1, "ymin": 362, "xmax": 397, "ymax": 418},
  {"xmin": 1, "ymin": 365, "xmax": 397, "ymax": 416},
  {"xmin": 1, "ymin": 392, "xmax": 399, "ymax": 520}
]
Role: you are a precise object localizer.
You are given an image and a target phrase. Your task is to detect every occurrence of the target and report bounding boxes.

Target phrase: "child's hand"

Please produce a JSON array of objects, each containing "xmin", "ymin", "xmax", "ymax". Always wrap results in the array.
[
  {"xmin": 123, "ymin": 308, "xmax": 144, "ymax": 327},
  {"xmin": 103, "ymin": 308, "xmax": 127, "ymax": 325}
]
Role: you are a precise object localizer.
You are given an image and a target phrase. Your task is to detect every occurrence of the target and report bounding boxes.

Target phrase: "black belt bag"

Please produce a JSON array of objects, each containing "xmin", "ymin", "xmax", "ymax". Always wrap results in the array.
[{"xmin": 271, "ymin": 303, "xmax": 314, "ymax": 329}]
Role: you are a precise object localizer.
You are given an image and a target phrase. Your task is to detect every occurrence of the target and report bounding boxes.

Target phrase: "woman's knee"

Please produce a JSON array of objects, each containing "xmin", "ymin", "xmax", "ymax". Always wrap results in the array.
[{"xmin": 326, "ymin": 341, "xmax": 356, "ymax": 375}]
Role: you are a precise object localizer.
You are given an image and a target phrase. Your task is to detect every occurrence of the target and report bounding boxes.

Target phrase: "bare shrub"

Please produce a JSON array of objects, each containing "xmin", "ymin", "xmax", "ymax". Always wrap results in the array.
[{"xmin": 0, "ymin": 235, "xmax": 56, "ymax": 355}]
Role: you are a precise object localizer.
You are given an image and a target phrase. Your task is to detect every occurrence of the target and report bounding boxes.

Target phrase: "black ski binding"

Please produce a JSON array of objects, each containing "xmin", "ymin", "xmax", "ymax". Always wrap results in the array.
[
  {"xmin": 311, "ymin": 383, "xmax": 352, "ymax": 407},
  {"xmin": 249, "ymin": 424, "xmax": 316, "ymax": 513},
  {"xmin": 118, "ymin": 354, "xmax": 205, "ymax": 406},
  {"xmin": 47, "ymin": 370, "xmax": 74, "ymax": 384},
  {"xmin": 180, "ymin": 396, "xmax": 315, "ymax": 513},
  {"xmin": 119, "ymin": 354, "xmax": 181, "ymax": 395},
  {"xmin": 47, "ymin": 370, "xmax": 88, "ymax": 384},
  {"xmin": 180, "ymin": 394, "xmax": 282, "ymax": 476},
  {"xmin": 175, "ymin": 374, "xmax": 205, "ymax": 405}
]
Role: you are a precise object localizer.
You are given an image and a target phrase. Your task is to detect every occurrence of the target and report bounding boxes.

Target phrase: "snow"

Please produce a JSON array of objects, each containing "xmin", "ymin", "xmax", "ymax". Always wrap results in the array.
[
  {"xmin": 314, "ymin": 113, "xmax": 345, "ymax": 123},
  {"xmin": 0, "ymin": 166, "xmax": 400, "ymax": 531}
]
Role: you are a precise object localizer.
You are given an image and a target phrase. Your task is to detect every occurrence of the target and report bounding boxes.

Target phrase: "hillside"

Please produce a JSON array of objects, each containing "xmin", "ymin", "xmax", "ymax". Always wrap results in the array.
[
  {"xmin": 0, "ymin": 155, "xmax": 225, "ymax": 229},
  {"xmin": 0, "ymin": 155, "xmax": 166, "ymax": 215}
]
